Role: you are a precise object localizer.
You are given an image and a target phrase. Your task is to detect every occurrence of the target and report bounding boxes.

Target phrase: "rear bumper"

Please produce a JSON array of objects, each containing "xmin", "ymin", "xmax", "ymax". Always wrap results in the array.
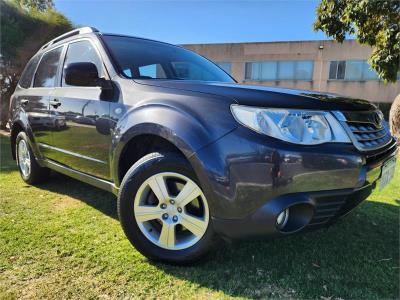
[{"xmin": 190, "ymin": 127, "xmax": 397, "ymax": 239}]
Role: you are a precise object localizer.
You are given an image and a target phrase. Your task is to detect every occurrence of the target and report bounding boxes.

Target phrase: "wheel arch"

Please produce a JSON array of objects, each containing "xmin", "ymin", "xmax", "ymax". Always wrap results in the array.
[
  {"xmin": 111, "ymin": 104, "xmax": 213, "ymax": 187},
  {"xmin": 116, "ymin": 133, "xmax": 190, "ymax": 186},
  {"xmin": 9, "ymin": 105, "xmax": 41, "ymax": 160}
]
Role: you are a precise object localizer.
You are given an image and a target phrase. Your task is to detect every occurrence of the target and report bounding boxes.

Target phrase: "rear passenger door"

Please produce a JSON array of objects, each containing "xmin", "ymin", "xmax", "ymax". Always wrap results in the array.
[
  {"xmin": 23, "ymin": 46, "xmax": 64, "ymax": 158},
  {"xmin": 47, "ymin": 39, "xmax": 112, "ymax": 180}
]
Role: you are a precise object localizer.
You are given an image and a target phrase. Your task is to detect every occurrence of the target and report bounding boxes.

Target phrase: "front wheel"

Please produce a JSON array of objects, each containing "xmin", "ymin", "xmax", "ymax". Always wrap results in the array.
[{"xmin": 118, "ymin": 152, "xmax": 216, "ymax": 264}]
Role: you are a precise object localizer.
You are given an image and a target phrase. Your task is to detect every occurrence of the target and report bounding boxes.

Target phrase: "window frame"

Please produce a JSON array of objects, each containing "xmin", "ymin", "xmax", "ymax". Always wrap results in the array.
[
  {"xmin": 58, "ymin": 37, "xmax": 110, "ymax": 88},
  {"xmin": 32, "ymin": 44, "xmax": 65, "ymax": 89},
  {"xmin": 27, "ymin": 36, "xmax": 112, "ymax": 93}
]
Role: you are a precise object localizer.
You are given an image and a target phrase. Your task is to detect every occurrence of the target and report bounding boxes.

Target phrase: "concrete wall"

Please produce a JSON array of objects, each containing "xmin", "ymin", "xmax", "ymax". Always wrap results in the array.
[{"xmin": 183, "ymin": 40, "xmax": 400, "ymax": 104}]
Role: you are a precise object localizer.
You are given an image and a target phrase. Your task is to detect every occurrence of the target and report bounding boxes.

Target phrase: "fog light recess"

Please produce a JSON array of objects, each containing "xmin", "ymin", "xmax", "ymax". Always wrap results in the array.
[{"xmin": 276, "ymin": 203, "xmax": 314, "ymax": 233}]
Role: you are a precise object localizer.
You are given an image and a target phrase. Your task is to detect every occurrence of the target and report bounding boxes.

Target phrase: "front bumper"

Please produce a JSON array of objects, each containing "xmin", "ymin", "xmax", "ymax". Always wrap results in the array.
[{"xmin": 190, "ymin": 127, "xmax": 397, "ymax": 239}]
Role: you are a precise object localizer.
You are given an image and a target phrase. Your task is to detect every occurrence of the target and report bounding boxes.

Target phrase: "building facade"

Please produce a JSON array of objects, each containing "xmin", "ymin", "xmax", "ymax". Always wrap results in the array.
[{"xmin": 183, "ymin": 40, "xmax": 400, "ymax": 116}]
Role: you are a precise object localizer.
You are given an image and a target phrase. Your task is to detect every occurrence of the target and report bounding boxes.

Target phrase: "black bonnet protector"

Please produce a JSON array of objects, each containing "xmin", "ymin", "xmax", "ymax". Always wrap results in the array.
[{"xmin": 135, "ymin": 80, "xmax": 376, "ymax": 111}]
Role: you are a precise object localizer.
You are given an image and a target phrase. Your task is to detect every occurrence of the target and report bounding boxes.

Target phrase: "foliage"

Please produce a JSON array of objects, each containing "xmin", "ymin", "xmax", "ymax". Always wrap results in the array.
[
  {"xmin": 314, "ymin": 0, "xmax": 400, "ymax": 83},
  {"xmin": 0, "ymin": 0, "xmax": 73, "ymax": 129},
  {"xmin": 14, "ymin": 0, "xmax": 53, "ymax": 11}
]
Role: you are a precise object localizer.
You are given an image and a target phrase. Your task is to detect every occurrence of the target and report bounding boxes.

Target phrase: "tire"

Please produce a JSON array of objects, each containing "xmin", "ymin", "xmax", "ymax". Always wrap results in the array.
[
  {"xmin": 118, "ymin": 152, "xmax": 216, "ymax": 264},
  {"xmin": 15, "ymin": 132, "xmax": 50, "ymax": 184}
]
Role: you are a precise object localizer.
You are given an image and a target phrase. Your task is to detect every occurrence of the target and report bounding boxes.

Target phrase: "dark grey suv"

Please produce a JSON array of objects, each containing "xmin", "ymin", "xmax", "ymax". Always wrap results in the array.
[{"xmin": 8, "ymin": 27, "xmax": 398, "ymax": 263}]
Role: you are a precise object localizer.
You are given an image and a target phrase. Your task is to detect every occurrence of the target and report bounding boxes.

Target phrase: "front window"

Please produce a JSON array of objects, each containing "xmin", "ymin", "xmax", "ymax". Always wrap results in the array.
[
  {"xmin": 102, "ymin": 35, "xmax": 234, "ymax": 82},
  {"xmin": 62, "ymin": 40, "xmax": 104, "ymax": 86}
]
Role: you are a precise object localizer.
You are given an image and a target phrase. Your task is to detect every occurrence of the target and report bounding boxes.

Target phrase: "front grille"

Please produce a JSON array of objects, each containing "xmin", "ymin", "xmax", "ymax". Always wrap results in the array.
[
  {"xmin": 365, "ymin": 138, "xmax": 397, "ymax": 165},
  {"xmin": 334, "ymin": 111, "xmax": 393, "ymax": 152},
  {"xmin": 346, "ymin": 121, "xmax": 392, "ymax": 151}
]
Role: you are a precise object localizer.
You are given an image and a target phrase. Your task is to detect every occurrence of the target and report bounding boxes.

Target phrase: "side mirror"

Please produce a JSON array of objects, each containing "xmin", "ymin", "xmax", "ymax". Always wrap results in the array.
[{"xmin": 64, "ymin": 62, "xmax": 100, "ymax": 87}]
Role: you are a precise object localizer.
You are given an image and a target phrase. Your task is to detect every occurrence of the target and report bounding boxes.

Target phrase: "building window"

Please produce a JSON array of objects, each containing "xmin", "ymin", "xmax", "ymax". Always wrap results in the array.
[
  {"xmin": 245, "ymin": 60, "xmax": 314, "ymax": 80},
  {"xmin": 329, "ymin": 60, "xmax": 380, "ymax": 80},
  {"xmin": 216, "ymin": 62, "xmax": 232, "ymax": 74}
]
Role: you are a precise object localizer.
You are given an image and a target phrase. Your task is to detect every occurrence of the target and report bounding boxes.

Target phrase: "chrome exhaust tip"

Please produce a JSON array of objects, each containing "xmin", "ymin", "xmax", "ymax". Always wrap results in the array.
[{"xmin": 276, "ymin": 208, "xmax": 289, "ymax": 229}]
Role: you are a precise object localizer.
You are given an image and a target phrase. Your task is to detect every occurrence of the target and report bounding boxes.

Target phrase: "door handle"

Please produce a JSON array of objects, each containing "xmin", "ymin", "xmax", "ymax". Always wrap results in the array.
[
  {"xmin": 20, "ymin": 99, "xmax": 29, "ymax": 105},
  {"xmin": 50, "ymin": 99, "xmax": 61, "ymax": 108}
]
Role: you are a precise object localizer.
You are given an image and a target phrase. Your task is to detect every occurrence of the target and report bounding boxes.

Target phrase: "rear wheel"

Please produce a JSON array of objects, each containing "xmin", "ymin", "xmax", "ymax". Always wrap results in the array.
[
  {"xmin": 118, "ymin": 152, "xmax": 216, "ymax": 264},
  {"xmin": 16, "ymin": 132, "xmax": 50, "ymax": 184}
]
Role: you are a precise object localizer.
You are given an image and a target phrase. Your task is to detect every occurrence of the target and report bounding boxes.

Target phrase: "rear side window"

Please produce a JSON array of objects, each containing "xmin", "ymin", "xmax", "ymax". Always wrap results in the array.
[
  {"xmin": 33, "ymin": 46, "xmax": 63, "ymax": 88},
  {"xmin": 19, "ymin": 55, "xmax": 40, "ymax": 88},
  {"xmin": 62, "ymin": 40, "xmax": 104, "ymax": 86}
]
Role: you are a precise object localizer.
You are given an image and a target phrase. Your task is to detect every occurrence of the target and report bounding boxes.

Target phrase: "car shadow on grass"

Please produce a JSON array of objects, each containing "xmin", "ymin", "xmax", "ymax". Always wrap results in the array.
[
  {"xmin": 38, "ymin": 172, "xmax": 118, "ymax": 220},
  {"xmin": 35, "ymin": 172, "xmax": 399, "ymax": 299}
]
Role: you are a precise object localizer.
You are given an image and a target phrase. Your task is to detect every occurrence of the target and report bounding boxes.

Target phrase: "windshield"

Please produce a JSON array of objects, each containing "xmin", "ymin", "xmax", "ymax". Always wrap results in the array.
[{"xmin": 102, "ymin": 35, "xmax": 234, "ymax": 82}]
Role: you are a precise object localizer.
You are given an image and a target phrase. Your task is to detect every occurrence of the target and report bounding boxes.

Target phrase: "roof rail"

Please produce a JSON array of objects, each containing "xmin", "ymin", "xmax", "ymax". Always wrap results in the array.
[{"xmin": 40, "ymin": 27, "xmax": 99, "ymax": 51}]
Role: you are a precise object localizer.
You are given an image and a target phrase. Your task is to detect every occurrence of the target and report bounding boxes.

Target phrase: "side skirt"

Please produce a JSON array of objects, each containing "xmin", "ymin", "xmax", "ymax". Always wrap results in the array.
[{"xmin": 41, "ymin": 159, "xmax": 119, "ymax": 196}]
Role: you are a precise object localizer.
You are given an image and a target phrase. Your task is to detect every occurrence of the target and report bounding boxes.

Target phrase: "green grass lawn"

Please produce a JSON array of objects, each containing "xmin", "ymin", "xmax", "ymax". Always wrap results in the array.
[{"xmin": 0, "ymin": 135, "xmax": 399, "ymax": 299}]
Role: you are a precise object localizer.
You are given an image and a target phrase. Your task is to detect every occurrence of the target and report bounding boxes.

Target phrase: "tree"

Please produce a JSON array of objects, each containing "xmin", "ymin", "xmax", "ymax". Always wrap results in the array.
[
  {"xmin": 0, "ymin": 0, "xmax": 73, "ymax": 129},
  {"xmin": 15, "ymin": 0, "xmax": 54, "ymax": 11},
  {"xmin": 314, "ymin": 0, "xmax": 399, "ymax": 83}
]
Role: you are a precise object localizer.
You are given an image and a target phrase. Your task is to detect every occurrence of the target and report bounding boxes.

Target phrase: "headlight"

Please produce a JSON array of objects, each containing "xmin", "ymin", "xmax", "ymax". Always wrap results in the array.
[{"xmin": 231, "ymin": 105, "xmax": 350, "ymax": 145}]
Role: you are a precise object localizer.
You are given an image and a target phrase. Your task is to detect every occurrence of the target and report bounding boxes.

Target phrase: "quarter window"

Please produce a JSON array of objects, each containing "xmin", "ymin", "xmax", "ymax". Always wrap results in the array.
[
  {"xmin": 245, "ymin": 60, "xmax": 314, "ymax": 80},
  {"xmin": 33, "ymin": 47, "xmax": 63, "ymax": 88},
  {"xmin": 19, "ymin": 55, "xmax": 40, "ymax": 88},
  {"xmin": 62, "ymin": 40, "xmax": 104, "ymax": 86}
]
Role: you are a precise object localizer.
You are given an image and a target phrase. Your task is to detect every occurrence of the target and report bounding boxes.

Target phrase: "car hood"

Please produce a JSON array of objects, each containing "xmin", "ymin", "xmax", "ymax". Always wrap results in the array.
[{"xmin": 135, "ymin": 80, "xmax": 376, "ymax": 111}]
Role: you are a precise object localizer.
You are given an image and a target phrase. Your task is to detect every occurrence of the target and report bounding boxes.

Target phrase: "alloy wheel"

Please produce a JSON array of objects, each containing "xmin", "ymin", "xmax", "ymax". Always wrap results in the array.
[
  {"xmin": 17, "ymin": 139, "xmax": 31, "ymax": 178},
  {"xmin": 134, "ymin": 172, "xmax": 209, "ymax": 250}
]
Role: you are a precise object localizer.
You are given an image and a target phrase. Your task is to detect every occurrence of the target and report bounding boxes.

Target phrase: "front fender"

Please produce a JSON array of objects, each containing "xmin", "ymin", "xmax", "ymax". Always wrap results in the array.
[{"xmin": 111, "ymin": 102, "xmax": 237, "ymax": 186}]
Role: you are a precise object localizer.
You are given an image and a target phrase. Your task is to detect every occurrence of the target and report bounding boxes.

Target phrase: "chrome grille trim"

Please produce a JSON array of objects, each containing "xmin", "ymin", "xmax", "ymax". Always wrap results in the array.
[{"xmin": 332, "ymin": 110, "xmax": 393, "ymax": 152}]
